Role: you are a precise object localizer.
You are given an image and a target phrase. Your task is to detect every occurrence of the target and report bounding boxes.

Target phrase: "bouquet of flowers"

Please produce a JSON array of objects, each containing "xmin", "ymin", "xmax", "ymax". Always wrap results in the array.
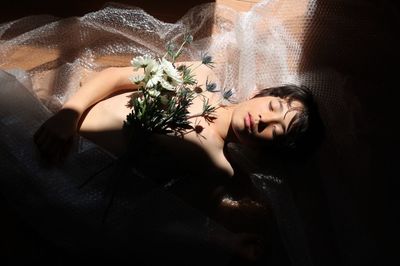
[
  {"xmin": 123, "ymin": 35, "xmax": 221, "ymax": 140},
  {"xmin": 97, "ymin": 36, "xmax": 233, "ymax": 222}
]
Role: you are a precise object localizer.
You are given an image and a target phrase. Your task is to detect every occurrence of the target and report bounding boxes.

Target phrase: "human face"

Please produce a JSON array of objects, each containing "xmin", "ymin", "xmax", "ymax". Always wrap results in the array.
[{"xmin": 230, "ymin": 96, "xmax": 303, "ymax": 147}]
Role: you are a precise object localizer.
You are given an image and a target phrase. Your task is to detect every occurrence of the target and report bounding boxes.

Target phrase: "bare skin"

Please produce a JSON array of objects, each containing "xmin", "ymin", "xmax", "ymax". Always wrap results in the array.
[
  {"xmin": 33, "ymin": 61, "xmax": 302, "ymax": 263},
  {"xmin": 34, "ymin": 61, "xmax": 302, "ymax": 177}
]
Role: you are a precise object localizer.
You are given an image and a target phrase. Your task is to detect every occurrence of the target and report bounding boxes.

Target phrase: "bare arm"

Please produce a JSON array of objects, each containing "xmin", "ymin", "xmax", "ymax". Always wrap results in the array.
[
  {"xmin": 33, "ymin": 61, "xmax": 209, "ymax": 161},
  {"xmin": 33, "ymin": 66, "xmax": 139, "ymax": 161},
  {"xmin": 63, "ymin": 66, "xmax": 139, "ymax": 115}
]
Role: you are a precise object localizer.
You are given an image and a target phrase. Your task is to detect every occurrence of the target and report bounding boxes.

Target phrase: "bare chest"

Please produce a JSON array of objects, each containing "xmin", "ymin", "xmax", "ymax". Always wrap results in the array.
[{"xmin": 79, "ymin": 90, "xmax": 233, "ymax": 177}]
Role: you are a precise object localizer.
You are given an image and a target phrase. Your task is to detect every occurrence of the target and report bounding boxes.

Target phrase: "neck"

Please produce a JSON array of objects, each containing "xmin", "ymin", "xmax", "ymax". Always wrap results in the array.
[{"xmin": 213, "ymin": 105, "xmax": 239, "ymax": 144}]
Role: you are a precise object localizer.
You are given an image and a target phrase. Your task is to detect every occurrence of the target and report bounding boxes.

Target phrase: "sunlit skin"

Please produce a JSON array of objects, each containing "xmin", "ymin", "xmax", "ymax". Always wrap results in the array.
[
  {"xmin": 228, "ymin": 96, "xmax": 303, "ymax": 147},
  {"xmin": 33, "ymin": 62, "xmax": 303, "ymax": 178},
  {"xmin": 32, "ymin": 62, "xmax": 306, "ymax": 262}
]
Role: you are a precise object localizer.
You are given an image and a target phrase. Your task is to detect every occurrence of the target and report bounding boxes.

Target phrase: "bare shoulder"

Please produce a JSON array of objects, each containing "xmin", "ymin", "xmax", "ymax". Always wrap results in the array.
[{"xmin": 213, "ymin": 150, "xmax": 235, "ymax": 177}]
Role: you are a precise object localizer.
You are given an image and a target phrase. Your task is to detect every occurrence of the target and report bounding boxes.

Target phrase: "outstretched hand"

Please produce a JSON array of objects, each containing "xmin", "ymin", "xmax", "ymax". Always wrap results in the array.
[{"xmin": 34, "ymin": 108, "xmax": 80, "ymax": 162}]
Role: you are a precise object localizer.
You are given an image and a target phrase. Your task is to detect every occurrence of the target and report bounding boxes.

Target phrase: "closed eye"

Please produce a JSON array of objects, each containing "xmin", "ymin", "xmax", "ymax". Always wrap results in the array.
[
  {"xmin": 272, "ymin": 125, "xmax": 277, "ymax": 138},
  {"xmin": 269, "ymin": 99, "xmax": 283, "ymax": 112}
]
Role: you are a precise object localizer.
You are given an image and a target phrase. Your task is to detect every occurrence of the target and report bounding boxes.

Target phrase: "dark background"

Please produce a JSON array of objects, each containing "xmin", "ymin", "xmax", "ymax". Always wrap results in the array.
[{"xmin": 0, "ymin": 0, "xmax": 214, "ymax": 23}]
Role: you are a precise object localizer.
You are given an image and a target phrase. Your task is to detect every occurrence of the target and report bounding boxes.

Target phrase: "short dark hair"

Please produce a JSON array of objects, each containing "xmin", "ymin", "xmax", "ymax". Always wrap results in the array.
[{"xmin": 253, "ymin": 84, "xmax": 323, "ymax": 154}]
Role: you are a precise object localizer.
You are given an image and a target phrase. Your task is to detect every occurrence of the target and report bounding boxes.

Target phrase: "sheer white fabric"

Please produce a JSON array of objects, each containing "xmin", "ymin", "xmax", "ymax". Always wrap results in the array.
[{"xmin": 0, "ymin": 0, "xmax": 319, "ymax": 107}]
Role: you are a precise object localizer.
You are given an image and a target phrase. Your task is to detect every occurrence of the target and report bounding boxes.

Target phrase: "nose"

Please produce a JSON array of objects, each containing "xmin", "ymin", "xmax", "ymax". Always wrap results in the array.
[
  {"xmin": 257, "ymin": 113, "xmax": 281, "ymax": 132},
  {"xmin": 258, "ymin": 112, "xmax": 281, "ymax": 124}
]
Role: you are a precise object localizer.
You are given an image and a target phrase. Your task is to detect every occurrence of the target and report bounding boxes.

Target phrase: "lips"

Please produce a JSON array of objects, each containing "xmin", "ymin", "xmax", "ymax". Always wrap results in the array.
[{"xmin": 244, "ymin": 113, "xmax": 253, "ymax": 132}]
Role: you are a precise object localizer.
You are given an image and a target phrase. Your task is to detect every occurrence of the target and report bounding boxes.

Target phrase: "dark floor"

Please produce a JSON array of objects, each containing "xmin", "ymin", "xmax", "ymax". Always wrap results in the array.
[{"xmin": 0, "ymin": 194, "xmax": 56, "ymax": 265}]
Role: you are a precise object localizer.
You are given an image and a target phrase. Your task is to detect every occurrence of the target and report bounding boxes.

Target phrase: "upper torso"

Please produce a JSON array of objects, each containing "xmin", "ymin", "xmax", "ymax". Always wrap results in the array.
[
  {"xmin": 75, "ymin": 63, "xmax": 278, "ymax": 251},
  {"xmin": 78, "ymin": 62, "xmax": 234, "ymax": 177}
]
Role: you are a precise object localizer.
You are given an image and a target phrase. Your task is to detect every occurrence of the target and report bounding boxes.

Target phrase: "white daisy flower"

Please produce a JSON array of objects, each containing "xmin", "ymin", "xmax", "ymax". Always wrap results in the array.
[
  {"xmin": 144, "ymin": 61, "xmax": 162, "ymax": 88},
  {"xmin": 159, "ymin": 78, "xmax": 175, "ymax": 91},
  {"xmin": 147, "ymin": 88, "xmax": 160, "ymax": 98},
  {"xmin": 129, "ymin": 75, "xmax": 144, "ymax": 85},
  {"xmin": 144, "ymin": 60, "xmax": 160, "ymax": 75},
  {"xmin": 145, "ymin": 72, "xmax": 162, "ymax": 88},
  {"xmin": 131, "ymin": 55, "xmax": 156, "ymax": 69},
  {"xmin": 137, "ymin": 96, "xmax": 144, "ymax": 105},
  {"xmin": 160, "ymin": 58, "xmax": 182, "ymax": 85},
  {"xmin": 146, "ymin": 75, "xmax": 161, "ymax": 88}
]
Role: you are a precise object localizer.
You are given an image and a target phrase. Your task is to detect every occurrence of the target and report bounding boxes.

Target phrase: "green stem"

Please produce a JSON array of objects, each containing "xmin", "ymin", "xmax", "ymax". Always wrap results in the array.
[
  {"xmin": 190, "ymin": 62, "xmax": 204, "ymax": 72},
  {"xmin": 172, "ymin": 39, "xmax": 189, "ymax": 63},
  {"xmin": 187, "ymin": 105, "xmax": 220, "ymax": 120}
]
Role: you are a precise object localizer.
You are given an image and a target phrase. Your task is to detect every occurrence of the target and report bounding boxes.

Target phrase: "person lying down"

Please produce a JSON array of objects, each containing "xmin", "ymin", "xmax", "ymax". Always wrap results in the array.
[{"xmin": 32, "ymin": 58, "xmax": 319, "ymax": 264}]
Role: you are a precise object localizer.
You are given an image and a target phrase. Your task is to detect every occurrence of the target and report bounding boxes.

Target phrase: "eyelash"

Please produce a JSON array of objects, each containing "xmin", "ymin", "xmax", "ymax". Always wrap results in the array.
[{"xmin": 272, "ymin": 125, "xmax": 277, "ymax": 137}]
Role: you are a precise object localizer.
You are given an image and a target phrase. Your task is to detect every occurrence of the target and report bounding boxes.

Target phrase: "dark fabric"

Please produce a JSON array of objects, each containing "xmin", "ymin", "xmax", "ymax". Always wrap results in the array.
[{"xmin": 0, "ymin": 70, "xmax": 233, "ymax": 265}]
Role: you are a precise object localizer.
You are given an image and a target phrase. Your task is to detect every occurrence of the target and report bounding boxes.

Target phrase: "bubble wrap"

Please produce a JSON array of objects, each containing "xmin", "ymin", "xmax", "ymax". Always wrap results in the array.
[
  {"xmin": 1, "ymin": 0, "xmax": 322, "ymax": 107},
  {"xmin": 0, "ymin": 0, "xmax": 384, "ymax": 265}
]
